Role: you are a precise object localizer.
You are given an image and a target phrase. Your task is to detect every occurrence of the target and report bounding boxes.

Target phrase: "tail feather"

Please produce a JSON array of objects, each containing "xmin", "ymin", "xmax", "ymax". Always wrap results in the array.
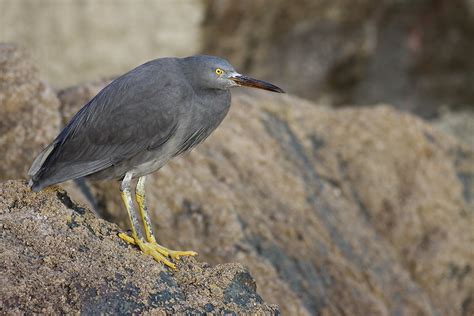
[
  {"xmin": 28, "ymin": 143, "xmax": 56, "ymax": 177},
  {"xmin": 28, "ymin": 143, "xmax": 56, "ymax": 191},
  {"xmin": 29, "ymin": 179, "xmax": 44, "ymax": 192}
]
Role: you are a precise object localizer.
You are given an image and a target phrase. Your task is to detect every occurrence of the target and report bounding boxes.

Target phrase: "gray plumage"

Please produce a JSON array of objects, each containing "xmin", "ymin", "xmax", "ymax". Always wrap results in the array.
[{"xmin": 29, "ymin": 55, "xmax": 284, "ymax": 192}]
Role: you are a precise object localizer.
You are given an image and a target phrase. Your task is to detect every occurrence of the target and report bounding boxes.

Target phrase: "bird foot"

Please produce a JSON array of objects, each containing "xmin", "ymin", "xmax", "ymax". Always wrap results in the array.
[{"xmin": 118, "ymin": 233, "xmax": 197, "ymax": 269}]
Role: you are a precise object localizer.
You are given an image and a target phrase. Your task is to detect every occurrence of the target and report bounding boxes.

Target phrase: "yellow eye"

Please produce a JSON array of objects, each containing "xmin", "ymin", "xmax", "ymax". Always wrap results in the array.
[{"xmin": 215, "ymin": 68, "xmax": 223, "ymax": 75}]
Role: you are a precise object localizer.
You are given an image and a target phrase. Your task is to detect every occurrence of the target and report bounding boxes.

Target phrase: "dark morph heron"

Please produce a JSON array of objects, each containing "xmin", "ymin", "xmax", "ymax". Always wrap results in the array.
[{"xmin": 28, "ymin": 55, "xmax": 284, "ymax": 269}]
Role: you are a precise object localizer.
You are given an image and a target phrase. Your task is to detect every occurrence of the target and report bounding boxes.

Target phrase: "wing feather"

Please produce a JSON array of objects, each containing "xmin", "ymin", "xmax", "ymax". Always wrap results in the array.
[{"xmin": 30, "ymin": 58, "xmax": 188, "ymax": 190}]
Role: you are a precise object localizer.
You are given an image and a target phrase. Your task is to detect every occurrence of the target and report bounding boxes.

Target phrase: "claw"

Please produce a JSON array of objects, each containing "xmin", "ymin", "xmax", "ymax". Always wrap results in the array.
[
  {"xmin": 118, "ymin": 232, "xmax": 197, "ymax": 269},
  {"xmin": 153, "ymin": 243, "xmax": 198, "ymax": 260}
]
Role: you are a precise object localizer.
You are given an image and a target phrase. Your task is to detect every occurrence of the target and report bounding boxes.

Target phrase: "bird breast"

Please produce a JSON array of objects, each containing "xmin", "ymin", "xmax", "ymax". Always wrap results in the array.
[{"xmin": 126, "ymin": 89, "xmax": 231, "ymax": 178}]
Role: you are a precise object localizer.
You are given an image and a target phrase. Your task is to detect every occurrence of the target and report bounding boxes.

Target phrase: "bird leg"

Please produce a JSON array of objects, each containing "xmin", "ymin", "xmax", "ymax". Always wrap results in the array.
[
  {"xmin": 135, "ymin": 176, "xmax": 156, "ymax": 243},
  {"xmin": 136, "ymin": 176, "xmax": 197, "ymax": 260},
  {"xmin": 118, "ymin": 174, "xmax": 197, "ymax": 269},
  {"xmin": 119, "ymin": 172, "xmax": 143, "ymax": 241},
  {"xmin": 118, "ymin": 172, "xmax": 176, "ymax": 269}
]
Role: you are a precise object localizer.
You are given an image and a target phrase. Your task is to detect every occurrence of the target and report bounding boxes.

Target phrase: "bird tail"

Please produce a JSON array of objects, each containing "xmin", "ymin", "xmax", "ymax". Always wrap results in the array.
[{"xmin": 28, "ymin": 143, "xmax": 56, "ymax": 192}]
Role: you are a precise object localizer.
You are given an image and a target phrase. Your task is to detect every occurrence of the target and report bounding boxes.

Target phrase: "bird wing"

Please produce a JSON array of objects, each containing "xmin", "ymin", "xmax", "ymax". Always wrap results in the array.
[{"xmin": 30, "ymin": 59, "xmax": 189, "ymax": 188}]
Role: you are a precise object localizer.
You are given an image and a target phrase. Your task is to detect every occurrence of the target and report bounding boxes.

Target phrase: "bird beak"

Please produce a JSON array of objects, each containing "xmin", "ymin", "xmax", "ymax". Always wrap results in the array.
[{"xmin": 228, "ymin": 73, "xmax": 285, "ymax": 93}]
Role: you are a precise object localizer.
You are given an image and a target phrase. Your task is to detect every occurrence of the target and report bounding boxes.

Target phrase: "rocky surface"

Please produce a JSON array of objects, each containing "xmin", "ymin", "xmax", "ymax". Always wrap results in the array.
[
  {"xmin": 0, "ymin": 43, "xmax": 61, "ymax": 180},
  {"xmin": 59, "ymin": 86, "xmax": 474, "ymax": 315},
  {"xmin": 202, "ymin": 0, "xmax": 474, "ymax": 117},
  {"xmin": 2, "ymin": 43, "xmax": 474, "ymax": 315},
  {"xmin": 0, "ymin": 180, "xmax": 278, "ymax": 314}
]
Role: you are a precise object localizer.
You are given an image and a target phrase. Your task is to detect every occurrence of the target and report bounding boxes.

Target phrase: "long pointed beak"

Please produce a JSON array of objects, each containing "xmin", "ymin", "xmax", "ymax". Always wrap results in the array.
[{"xmin": 229, "ymin": 73, "xmax": 285, "ymax": 93}]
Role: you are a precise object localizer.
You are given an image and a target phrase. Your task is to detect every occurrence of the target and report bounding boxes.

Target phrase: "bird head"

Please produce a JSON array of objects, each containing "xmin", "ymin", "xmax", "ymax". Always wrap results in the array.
[{"xmin": 182, "ymin": 55, "xmax": 285, "ymax": 93}]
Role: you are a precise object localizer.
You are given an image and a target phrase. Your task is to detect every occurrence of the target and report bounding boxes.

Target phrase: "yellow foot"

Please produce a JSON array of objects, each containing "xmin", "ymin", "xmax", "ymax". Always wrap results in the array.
[{"xmin": 118, "ymin": 233, "xmax": 197, "ymax": 269}]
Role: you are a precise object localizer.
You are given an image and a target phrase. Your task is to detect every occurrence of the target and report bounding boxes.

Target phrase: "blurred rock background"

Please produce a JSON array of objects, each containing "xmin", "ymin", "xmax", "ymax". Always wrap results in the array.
[
  {"xmin": 202, "ymin": 0, "xmax": 474, "ymax": 118},
  {"xmin": 1, "ymin": 0, "xmax": 474, "ymax": 315},
  {"xmin": 2, "ymin": 0, "xmax": 474, "ymax": 118}
]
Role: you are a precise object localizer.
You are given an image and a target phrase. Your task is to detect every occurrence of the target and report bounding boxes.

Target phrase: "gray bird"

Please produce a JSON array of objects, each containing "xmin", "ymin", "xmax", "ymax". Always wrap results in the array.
[{"xmin": 28, "ymin": 55, "xmax": 284, "ymax": 269}]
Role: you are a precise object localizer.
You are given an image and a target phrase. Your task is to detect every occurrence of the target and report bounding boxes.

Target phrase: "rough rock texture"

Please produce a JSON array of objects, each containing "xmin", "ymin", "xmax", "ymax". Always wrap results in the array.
[
  {"xmin": 0, "ymin": 180, "xmax": 278, "ymax": 314},
  {"xmin": 58, "ymin": 84, "xmax": 474, "ymax": 315},
  {"xmin": 0, "ymin": 43, "xmax": 61, "ymax": 180},
  {"xmin": 202, "ymin": 0, "xmax": 474, "ymax": 117}
]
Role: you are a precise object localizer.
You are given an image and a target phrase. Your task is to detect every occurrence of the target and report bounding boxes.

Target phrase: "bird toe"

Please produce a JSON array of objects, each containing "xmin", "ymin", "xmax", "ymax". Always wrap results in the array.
[{"xmin": 118, "ymin": 232, "xmax": 196, "ymax": 269}]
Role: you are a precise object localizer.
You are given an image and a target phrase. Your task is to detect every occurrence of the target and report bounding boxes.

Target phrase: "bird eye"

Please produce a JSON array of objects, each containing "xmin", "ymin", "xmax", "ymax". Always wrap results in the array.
[{"xmin": 215, "ymin": 68, "xmax": 223, "ymax": 75}]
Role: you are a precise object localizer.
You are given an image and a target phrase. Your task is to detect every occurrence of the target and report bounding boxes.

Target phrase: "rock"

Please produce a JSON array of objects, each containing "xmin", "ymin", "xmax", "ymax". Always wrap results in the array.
[
  {"xmin": 0, "ymin": 43, "xmax": 61, "ymax": 180},
  {"xmin": 0, "ymin": 180, "xmax": 278, "ymax": 314},
  {"xmin": 58, "ymin": 83, "xmax": 474, "ymax": 315},
  {"xmin": 202, "ymin": 0, "xmax": 474, "ymax": 117}
]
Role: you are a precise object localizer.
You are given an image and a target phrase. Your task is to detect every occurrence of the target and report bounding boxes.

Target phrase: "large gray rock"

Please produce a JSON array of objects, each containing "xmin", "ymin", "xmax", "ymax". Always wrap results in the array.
[{"xmin": 0, "ymin": 180, "xmax": 278, "ymax": 314}]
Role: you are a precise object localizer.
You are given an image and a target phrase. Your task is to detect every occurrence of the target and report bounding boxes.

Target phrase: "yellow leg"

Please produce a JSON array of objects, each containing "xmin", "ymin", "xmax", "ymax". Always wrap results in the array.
[
  {"xmin": 135, "ymin": 176, "xmax": 197, "ymax": 260},
  {"xmin": 118, "ymin": 174, "xmax": 197, "ymax": 269},
  {"xmin": 135, "ymin": 176, "xmax": 156, "ymax": 243},
  {"xmin": 118, "ymin": 172, "xmax": 176, "ymax": 269}
]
